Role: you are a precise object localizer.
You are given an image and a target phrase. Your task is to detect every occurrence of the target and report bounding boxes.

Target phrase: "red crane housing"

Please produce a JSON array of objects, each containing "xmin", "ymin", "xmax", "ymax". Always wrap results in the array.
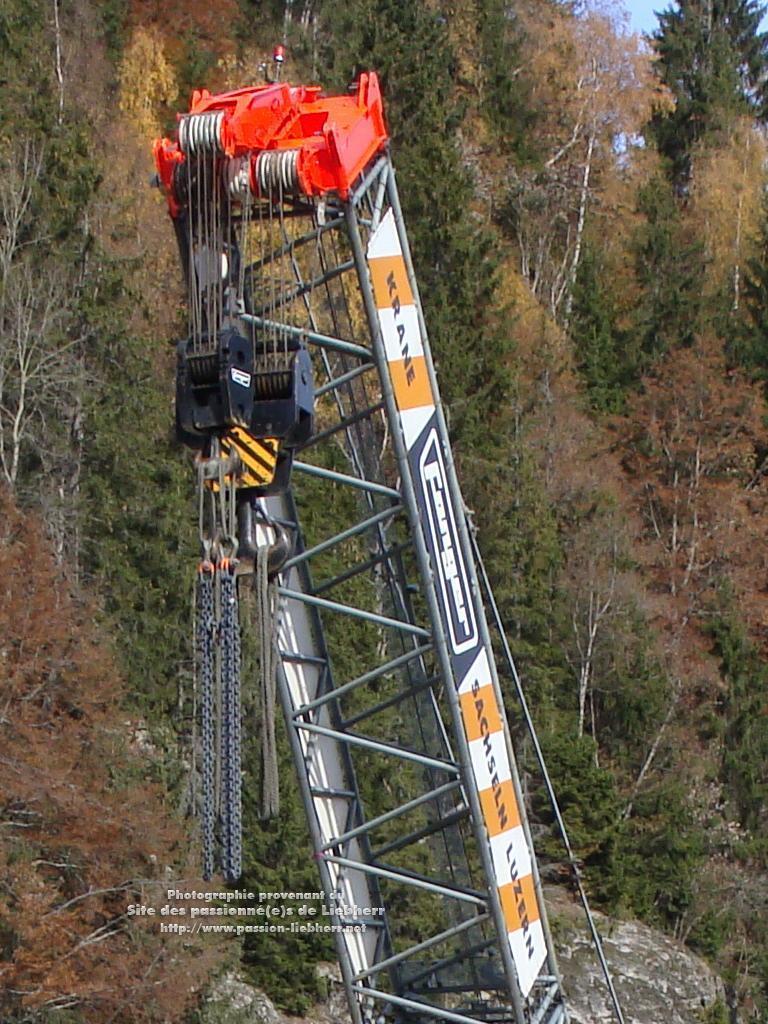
[{"xmin": 154, "ymin": 71, "xmax": 388, "ymax": 216}]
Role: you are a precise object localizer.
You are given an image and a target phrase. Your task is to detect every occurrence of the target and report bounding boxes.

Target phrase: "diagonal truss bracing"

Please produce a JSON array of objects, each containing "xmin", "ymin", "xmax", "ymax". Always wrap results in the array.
[{"xmin": 248, "ymin": 155, "xmax": 568, "ymax": 1024}]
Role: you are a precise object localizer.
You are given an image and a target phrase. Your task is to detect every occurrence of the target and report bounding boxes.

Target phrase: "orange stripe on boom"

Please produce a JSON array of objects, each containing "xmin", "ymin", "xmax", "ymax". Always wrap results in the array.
[
  {"xmin": 478, "ymin": 779, "xmax": 521, "ymax": 837},
  {"xmin": 460, "ymin": 684, "xmax": 502, "ymax": 743},
  {"xmin": 389, "ymin": 356, "xmax": 433, "ymax": 411},
  {"xmin": 499, "ymin": 874, "xmax": 541, "ymax": 933},
  {"xmin": 369, "ymin": 256, "xmax": 414, "ymax": 310}
]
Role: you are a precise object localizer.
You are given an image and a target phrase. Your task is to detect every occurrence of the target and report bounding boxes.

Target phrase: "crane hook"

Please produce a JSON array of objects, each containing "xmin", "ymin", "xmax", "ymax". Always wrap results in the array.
[{"xmin": 236, "ymin": 496, "xmax": 292, "ymax": 579}]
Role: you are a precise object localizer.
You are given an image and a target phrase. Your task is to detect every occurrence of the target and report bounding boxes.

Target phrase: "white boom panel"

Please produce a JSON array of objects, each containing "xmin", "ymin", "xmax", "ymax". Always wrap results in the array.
[{"xmin": 367, "ymin": 210, "xmax": 547, "ymax": 997}]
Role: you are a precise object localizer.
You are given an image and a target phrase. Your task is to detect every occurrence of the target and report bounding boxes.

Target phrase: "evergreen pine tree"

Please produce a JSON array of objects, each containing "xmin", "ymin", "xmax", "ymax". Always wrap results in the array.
[
  {"xmin": 650, "ymin": 0, "xmax": 768, "ymax": 188},
  {"xmin": 477, "ymin": 0, "xmax": 536, "ymax": 161},
  {"xmin": 570, "ymin": 244, "xmax": 627, "ymax": 412},
  {"xmin": 628, "ymin": 174, "xmax": 705, "ymax": 369},
  {"xmin": 707, "ymin": 587, "xmax": 768, "ymax": 833},
  {"xmin": 732, "ymin": 191, "xmax": 768, "ymax": 377}
]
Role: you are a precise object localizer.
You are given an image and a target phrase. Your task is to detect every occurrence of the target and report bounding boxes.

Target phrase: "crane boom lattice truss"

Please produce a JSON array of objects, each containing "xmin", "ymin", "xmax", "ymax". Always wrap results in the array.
[{"xmin": 155, "ymin": 74, "xmax": 569, "ymax": 1024}]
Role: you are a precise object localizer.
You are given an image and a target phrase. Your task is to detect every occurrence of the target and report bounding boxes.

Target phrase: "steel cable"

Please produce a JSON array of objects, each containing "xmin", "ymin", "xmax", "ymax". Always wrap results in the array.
[{"xmin": 469, "ymin": 526, "xmax": 625, "ymax": 1024}]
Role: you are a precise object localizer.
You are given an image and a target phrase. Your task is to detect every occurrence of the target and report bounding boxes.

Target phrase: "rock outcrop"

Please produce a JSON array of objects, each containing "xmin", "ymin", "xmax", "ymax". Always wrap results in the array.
[
  {"xmin": 200, "ymin": 896, "xmax": 726, "ymax": 1024},
  {"xmin": 549, "ymin": 889, "xmax": 726, "ymax": 1024}
]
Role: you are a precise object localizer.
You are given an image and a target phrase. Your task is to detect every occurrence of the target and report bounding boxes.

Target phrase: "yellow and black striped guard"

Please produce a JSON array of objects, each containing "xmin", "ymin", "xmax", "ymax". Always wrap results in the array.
[{"xmin": 215, "ymin": 427, "xmax": 280, "ymax": 489}]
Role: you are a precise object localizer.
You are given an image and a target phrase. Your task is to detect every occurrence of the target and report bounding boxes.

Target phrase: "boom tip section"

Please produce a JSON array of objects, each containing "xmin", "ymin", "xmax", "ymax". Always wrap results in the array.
[{"xmin": 153, "ymin": 71, "xmax": 388, "ymax": 211}]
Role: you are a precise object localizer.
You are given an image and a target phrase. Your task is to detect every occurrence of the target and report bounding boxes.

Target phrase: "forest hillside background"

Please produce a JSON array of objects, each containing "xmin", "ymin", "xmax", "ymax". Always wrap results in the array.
[{"xmin": 1, "ymin": 0, "xmax": 768, "ymax": 1021}]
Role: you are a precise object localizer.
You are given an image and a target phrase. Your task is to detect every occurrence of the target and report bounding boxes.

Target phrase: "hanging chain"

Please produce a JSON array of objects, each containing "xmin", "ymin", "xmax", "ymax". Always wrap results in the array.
[
  {"xmin": 193, "ymin": 442, "xmax": 244, "ymax": 881},
  {"xmin": 196, "ymin": 559, "xmax": 217, "ymax": 880},
  {"xmin": 185, "ymin": 128, "xmax": 304, "ymax": 881},
  {"xmin": 219, "ymin": 559, "xmax": 242, "ymax": 882}
]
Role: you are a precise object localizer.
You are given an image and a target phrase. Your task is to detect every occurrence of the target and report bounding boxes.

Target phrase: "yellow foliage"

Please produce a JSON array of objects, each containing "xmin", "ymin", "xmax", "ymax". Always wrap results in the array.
[
  {"xmin": 498, "ymin": 255, "xmax": 571, "ymax": 375},
  {"xmin": 117, "ymin": 26, "xmax": 178, "ymax": 138},
  {"xmin": 519, "ymin": 1, "xmax": 669, "ymax": 159},
  {"xmin": 690, "ymin": 119, "xmax": 767, "ymax": 305}
]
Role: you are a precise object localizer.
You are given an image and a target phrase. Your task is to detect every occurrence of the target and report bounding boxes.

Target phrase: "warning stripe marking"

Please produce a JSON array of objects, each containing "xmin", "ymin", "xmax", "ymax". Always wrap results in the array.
[
  {"xmin": 228, "ymin": 430, "xmax": 276, "ymax": 473},
  {"xmin": 219, "ymin": 429, "xmax": 280, "ymax": 488}
]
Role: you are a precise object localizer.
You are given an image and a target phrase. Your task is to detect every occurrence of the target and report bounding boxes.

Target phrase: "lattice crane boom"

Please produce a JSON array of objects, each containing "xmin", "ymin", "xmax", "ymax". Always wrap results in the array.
[{"xmin": 154, "ymin": 70, "xmax": 569, "ymax": 1024}]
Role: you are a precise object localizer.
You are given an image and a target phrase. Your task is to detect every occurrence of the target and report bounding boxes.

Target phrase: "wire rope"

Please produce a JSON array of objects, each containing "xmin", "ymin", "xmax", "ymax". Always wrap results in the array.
[{"xmin": 469, "ymin": 527, "xmax": 626, "ymax": 1024}]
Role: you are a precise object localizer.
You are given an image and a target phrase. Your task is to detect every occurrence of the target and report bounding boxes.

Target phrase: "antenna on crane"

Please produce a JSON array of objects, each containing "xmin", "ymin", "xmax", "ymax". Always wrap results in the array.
[
  {"xmin": 272, "ymin": 43, "xmax": 285, "ymax": 81},
  {"xmin": 259, "ymin": 43, "xmax": 287, "ymax": 83}
]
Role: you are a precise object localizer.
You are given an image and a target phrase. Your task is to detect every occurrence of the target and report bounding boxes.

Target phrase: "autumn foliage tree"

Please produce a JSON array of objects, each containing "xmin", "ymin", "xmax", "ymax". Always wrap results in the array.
[
  {"xmin": 619, "ymin": 338, "xmax": 768, "ymax": 609},
  {"xmin": 501, "ymin": 2, "xmax": 664, "ymax": 321},
  {"xmin": 650, "ymin": 0, "xmax": 768, "ymax": 189},
  {"xmin": 0, "ymin": 493, "xmax": 224, "ymax": 1021}
]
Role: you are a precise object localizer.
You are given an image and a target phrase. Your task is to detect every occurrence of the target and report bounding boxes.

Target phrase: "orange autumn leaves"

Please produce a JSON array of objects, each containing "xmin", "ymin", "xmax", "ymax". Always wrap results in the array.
[{"xmin": 0, "ymin": 493, "xmax": 222, "ymax": 1021}]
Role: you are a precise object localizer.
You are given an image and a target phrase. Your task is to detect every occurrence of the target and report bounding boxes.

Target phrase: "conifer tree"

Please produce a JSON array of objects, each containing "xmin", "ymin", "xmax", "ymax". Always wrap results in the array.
[
  {"xmin": 707, "ymin": 588, "xmax": 768, "ymax": 833},
  {"xmin": 477, "ymin": 0, "xmax": 535, "ymax": 160},
  {"xmin": 734, "ymin": 191, "xmax": 768, "ymax": 377},
  {"xmin": 650, "ymin": 0, "xmax": 768, "ymax": 187},
  {"xmin": 570, "ymin": 244, "xmax": 626, "ymax": 412},
  {"xmin": 628, "ymin": 174, "xmax": 705, "ymax": 368}
]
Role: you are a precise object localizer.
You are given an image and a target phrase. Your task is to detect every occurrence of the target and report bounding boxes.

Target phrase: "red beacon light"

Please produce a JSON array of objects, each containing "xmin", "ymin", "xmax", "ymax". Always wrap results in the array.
[{"xmin": 153, "ymin": 72, "xmax": 388, "ymax": 211}]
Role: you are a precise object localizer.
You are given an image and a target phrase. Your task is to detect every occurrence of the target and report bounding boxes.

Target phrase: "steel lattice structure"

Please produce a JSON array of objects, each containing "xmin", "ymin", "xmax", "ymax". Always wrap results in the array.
[
  {"xmin": 154, "ymin": 75, "xmax": 569, "ymax": 1024},
  {"xmin": 252, "ymin": 158, "xmax": 567, "ymax": 1024}
]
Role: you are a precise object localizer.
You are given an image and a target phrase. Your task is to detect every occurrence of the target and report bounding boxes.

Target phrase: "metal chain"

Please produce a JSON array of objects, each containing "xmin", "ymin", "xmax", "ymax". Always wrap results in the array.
[
  {"xmin": 219, "ymin": 561, "xmax": 242, "ymax": 881},
  {"xmin": 196, "ymin": 561, "xmax": 216, "ymax": 880},
  {"xmin": 231, "ymin": 572, "xmax": 243, "ymax": 877}
]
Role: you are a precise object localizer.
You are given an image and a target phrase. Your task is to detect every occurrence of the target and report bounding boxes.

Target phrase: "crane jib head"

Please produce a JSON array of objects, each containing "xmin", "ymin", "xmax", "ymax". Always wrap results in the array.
[
  {"xmin": 153, "ymin": 72, "xmax": 390, "ymax": 499},
  {"xmin": 152, "ymin": 72, "xmax": 389, "ymax": 214}
]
